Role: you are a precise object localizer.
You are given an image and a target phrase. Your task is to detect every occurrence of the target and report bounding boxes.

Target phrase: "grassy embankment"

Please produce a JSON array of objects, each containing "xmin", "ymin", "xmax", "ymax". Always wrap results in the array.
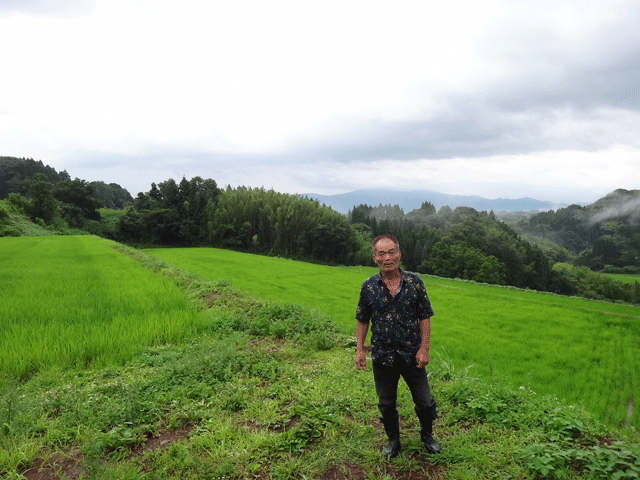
[
  {"xmin": 0, "ymin": 199, "xmax": 54, "ymax": 237},
  {"xmin": 148, "ymin": 247, "xmax": 640, "ymax": 431},
  {"xmin": 1, "ymin": 236, "xmax": 639, "ymax": 479}
]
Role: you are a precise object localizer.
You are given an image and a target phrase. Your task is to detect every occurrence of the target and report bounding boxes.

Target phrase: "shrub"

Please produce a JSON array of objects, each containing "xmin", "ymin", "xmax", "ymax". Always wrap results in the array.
[{"xmin": 7, "ymin": 193, "xmax": 29, "ymax": 213}]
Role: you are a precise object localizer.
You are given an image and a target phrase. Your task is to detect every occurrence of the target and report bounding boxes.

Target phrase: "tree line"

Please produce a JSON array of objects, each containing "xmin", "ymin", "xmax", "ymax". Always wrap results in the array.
[
  {"xmin": 349, "ymin": 203, "xmax": 553, "ymax": 289},
  {"xmin": 1, "ymin": 156, "xmax": 638, "ymax": 305},
  {"xmin": 117, "ymin": 179, "xmax": 362, "ymax": 265},
  {"xmin": 347, "ymin": 202, "xmax": 640, "ymax": 304}
]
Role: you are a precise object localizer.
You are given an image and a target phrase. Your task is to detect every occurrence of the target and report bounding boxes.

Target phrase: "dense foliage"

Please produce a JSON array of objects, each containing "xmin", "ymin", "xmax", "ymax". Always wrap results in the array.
[
  {"xmin": 0, "ymin": 157, "xmax": 133, "ymax": 232},
  {"xmin": 1, "ymin": 157, "xmax": 638, "ymax": 304},
  {"xmin": 0, "ymin": 156, "xmax": 70, "ymax": 198},
  {"xmin": 90, "ymin": 180, "xmax": 134, "ymax": 209},
  {"xmin": 350, "ymin": 203, "xmax": 554, "ymax": 288},
  {"xmin": 515, "ymin": 189, "xmax": 640, "ymax": 273},
  {"xmin": 347, "ymin": 202, "xmax": 640, "ymax": 304},
  {"xmin": 117, "ymin": 180, "xmax": 361, "ymax": 265}
]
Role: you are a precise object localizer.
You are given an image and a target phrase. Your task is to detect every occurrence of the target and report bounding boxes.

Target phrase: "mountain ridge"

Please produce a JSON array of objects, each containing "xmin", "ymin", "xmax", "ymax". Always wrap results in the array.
[{"xmin": 302, "ymin": 188, "xmax": 572, "ymax": 214}]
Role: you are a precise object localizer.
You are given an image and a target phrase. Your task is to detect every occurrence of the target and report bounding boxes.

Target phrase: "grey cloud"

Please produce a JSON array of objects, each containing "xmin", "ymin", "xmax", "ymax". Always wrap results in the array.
[
  {"xmin": 492, "ymin": 55, "xmax": 640, "ymax": 113},
  {"xmin": 292, "ymin": 49, "xmax": 640, "ymax": 165},
  {"xmin": 55, "ymin": 0, "xmax": 640, "ymax": 179},
  {"xmin": 287, "ymin": 105, "xmax": 618, "ymax": 165},
  {"xmin": 63, "ymin": 89, "xmax": 637, "ymax": 178}
]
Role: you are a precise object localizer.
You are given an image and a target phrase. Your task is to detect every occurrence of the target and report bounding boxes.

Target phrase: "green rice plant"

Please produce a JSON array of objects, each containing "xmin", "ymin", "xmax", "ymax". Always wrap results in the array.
[
  {"xmin": 0, "ymin": 236, "xmax": 206, "ymax": 378},
  {"xmin": 146, "ymin": 246, "xmax": 365, "ymax": 326}
]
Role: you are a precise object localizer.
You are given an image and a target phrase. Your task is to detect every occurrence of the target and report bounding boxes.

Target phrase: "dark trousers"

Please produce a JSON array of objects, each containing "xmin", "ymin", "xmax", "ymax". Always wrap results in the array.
[{"xmin": 372, "ymin": 353, "xmax": 437, "ymax": 423}]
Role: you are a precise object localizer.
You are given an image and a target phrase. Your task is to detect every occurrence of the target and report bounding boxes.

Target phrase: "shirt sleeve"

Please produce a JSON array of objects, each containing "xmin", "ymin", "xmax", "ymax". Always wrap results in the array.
[{"xmin": 355, "ymin": 282, "xmax": 371, "ymax": 323}]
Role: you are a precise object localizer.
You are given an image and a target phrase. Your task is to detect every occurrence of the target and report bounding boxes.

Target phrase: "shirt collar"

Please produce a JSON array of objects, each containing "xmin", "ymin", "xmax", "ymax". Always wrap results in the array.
[{"xmin": 375, "ymin": 268, "xmax": 404, "ymax": 284}]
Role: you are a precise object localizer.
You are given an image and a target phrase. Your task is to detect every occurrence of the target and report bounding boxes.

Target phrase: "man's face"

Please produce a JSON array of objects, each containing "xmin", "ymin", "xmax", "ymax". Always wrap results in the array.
[{"xmin": 372, "ymin": 238, "xmax": 401, "ymax": 274}]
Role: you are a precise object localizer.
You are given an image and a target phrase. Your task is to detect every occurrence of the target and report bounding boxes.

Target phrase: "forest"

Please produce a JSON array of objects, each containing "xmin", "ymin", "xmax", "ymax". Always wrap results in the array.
[{"xmin": 1, "ymin": 156, "xmax": 639, "ymax": 305}]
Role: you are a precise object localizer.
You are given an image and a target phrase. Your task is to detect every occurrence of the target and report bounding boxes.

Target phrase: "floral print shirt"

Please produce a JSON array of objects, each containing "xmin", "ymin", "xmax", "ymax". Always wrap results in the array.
[{"xmin": 356, "ymin": 270, "xmax": 435, "ymax": 367}]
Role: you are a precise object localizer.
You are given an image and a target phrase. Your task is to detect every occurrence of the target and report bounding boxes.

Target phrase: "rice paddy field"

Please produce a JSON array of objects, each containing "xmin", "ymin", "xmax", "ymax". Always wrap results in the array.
[
  {"xmin": 147, "ymin": 247, "xmax": 640, "ymax": 430},
  {"xmin": 1, "ymin": 236, "xmax": 637, "ymax": 430},
  {"xmin": 0, "ymin": 236, "xmax": 206, "ymax": 379},
  {"xmin": 3, "ymin": 236, "xmax": 640, "ymax": 479}
]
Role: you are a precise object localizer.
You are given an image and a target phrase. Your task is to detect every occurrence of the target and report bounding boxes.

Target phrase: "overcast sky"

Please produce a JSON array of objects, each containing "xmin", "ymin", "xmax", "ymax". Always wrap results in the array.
[{"xmin": 1, "ymin": 0, "xmax": 639, "ymax": 204}]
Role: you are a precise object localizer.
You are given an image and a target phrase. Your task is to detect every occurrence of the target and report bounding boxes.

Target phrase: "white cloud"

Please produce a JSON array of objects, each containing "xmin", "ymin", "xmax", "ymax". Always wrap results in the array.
[{"xmin": 1, "ymin": 0, "xmax": 639, "ymax": 203}]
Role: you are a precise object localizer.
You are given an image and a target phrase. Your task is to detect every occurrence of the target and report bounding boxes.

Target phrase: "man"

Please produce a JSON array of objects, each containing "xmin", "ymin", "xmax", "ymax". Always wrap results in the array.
[{"xmin": 355, "ymin": 234, "xmax": 441, "ymax": 458}]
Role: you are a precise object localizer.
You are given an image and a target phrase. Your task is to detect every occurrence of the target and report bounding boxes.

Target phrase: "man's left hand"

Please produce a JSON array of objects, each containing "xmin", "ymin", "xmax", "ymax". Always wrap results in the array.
[{"xmin": 416, "ymin": 348, "xmax": 430, "ymax": 369}]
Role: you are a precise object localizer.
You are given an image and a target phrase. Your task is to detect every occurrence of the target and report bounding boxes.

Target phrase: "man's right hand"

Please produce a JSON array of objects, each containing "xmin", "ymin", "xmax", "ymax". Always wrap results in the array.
[{"xmin": 355, "ymin": 350, "xmax": 367, "ymax": 370}]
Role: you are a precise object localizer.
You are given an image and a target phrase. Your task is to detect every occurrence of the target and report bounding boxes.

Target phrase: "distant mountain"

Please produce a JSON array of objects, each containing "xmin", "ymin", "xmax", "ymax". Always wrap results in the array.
[{"xmin": 302, "ymin": 189, "xmax": 570, "ymax": 214}]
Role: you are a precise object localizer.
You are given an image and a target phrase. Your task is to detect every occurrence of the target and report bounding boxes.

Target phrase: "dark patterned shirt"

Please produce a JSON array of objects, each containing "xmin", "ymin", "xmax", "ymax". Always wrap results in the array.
[{"xmin": 356, "ymin": 270, "xmax": 434, "ymax": 367}]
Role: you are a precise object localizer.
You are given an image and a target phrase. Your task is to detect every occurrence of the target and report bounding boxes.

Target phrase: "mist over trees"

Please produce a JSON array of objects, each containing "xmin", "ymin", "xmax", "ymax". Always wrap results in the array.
[
  {"xmin": 514, "ymin": 189, "xmax": 640, "ymax": 273},
  {"xmin": 1, "ymin": 156, "xmax": 638, "ymax": 305}
]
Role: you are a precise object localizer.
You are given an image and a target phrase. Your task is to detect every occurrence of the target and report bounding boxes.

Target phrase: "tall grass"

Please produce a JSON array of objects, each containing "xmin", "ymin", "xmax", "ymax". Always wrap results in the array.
[
  {"xmin": 0, "ymin": 236, "xmax": 205, "ymax": 379},
  {"xmin": 147, "ymin": 247, "xmax": 640, "ymax": 430}
]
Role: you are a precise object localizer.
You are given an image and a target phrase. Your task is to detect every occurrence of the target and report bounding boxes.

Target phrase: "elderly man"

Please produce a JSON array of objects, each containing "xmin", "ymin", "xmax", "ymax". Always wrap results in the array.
[{"xmin": 355, "ymin": 234, "xmax": 441, "ymax": 458}]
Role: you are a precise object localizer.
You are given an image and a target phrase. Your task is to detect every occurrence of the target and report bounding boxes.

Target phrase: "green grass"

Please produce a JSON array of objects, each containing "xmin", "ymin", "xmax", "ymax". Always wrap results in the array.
[
  {"xmin": 0, "ymin": 236, "xmax": 206, "ymax": 379},
  {"xmin": 145, "ymin": 247, "xmax": 367, "ymax": 323},
  {"xmin": 1, "ymin": 238, "xmax": 639, "ymax": 479},
  {"xmin": 147, "ymin": 247, "xmax": 640, "ymax": 431},
  {"xmin": 602, "ymin": 273, "xmax": 640, "ymax": 284}
]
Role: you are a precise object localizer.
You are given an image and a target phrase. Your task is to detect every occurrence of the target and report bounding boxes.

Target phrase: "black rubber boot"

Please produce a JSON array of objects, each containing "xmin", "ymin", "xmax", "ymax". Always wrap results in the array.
[
  {"xmin": 416, "ymin": 408, "xmax": 441, "ymax": 454},
  {"xmin": 380, "ymin": 416, "xmax": 401, "ymax": 458}
]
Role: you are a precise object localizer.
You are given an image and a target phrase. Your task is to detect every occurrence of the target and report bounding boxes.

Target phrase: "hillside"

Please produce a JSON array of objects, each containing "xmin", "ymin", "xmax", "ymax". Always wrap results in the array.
[
  {"xmin": 0, "ymin": 156, "xmax": 133, "ymax": 208},
  {"xmin": 1, "ymin": 237, "xmax": 638, "ymax": 479},
  {"xmin": 0, "ymin": 199, "xmax": 55, "ymax": 237},
  {"xmin": 514, "ymin": 189, "xmax": 640, "ymax": 272}
]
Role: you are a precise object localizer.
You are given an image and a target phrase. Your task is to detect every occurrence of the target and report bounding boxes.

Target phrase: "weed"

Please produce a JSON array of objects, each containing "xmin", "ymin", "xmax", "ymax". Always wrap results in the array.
[
  {"xmin": 521, "ymin": 441, "xmax": 640, "ymax": 480},
  {"xmin": 577, "ymin": 441, "xmax": 640, "ymax": 479}
]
